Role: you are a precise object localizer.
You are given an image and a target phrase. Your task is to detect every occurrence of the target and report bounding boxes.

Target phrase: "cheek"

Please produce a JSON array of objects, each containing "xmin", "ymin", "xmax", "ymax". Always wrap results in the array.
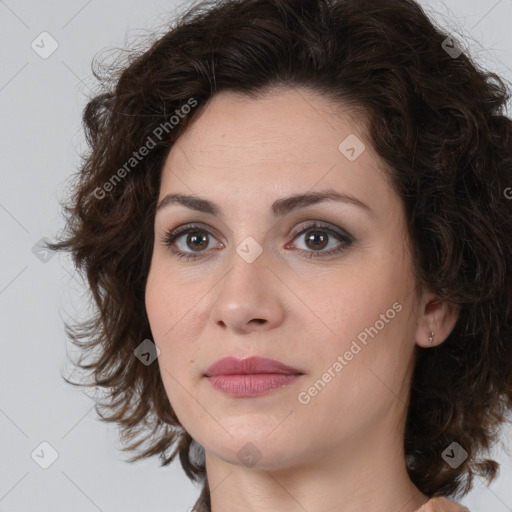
[
  {"xmin": 313, "ymin": 250, "xmax": 414, "ymax": 382},
  {"xmin": 145, "ymin": 259, "xmax": 189, "ymax": 339},
  {"xmin": 145, "ymin": 270, "xmax": 199, "ymax": 424},
  {"xmin": 145, "ymin": 269, "xmax": 170, "ymax": 341},
  {"xmin": 145, "ymin": 269, "xmax": 183, "ymax": 371},
  {"xmin": 145, "ymin": 265, "xmax": 203, "ymax": 372},
  {"xmin": 322, "ymin": 262, "xmax": 400, "ymax": 331}
]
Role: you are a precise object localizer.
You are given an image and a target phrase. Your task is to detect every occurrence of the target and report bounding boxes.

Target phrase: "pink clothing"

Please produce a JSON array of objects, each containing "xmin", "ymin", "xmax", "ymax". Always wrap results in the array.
[{"xmin": 416, "ymin": 497, "xmax": 470, "ymax": 512}]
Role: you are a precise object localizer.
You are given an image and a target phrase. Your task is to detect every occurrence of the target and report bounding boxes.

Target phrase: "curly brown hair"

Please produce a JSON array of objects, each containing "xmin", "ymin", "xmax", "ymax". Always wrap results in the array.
[{"xmin": 48, "ymin": 0, "xmax": 512, "ymax": 510}]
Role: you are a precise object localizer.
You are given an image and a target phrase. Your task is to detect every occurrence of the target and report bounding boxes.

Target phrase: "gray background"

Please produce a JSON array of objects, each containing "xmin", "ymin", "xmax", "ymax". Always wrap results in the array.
[{"xmin": 1, "ymin": 1, "xmax": 511, "ymax": 511}]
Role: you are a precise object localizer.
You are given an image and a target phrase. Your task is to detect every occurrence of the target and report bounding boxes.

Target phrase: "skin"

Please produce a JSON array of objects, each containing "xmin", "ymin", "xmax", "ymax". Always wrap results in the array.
[{"xmin": 145, "ymin": 86, "xmax": 459, "ymax": 512}]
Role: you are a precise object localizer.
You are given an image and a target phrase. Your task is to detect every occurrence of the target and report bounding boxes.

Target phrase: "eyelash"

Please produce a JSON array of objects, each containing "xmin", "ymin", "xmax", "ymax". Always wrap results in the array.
[{"xmin": 159, "ymin": 221, "xmax": 354, "ymax": 261}]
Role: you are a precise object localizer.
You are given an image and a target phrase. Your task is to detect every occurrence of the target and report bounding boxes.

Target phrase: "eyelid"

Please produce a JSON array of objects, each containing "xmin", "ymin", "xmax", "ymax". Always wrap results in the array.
[
  {"xmin": 163, "ymin": 222, "xmax": 224, "ymax": 244},
  {"xmin": 160, "ymin": 219, "xmax": 355, "ymax": 262},
  {"xmin": 289, "ymin": 220, "xmax": 354, "ymax": 244},
  {"xmin": 162, "ymin": 220, "xmax": 353, "ymax": 245}
]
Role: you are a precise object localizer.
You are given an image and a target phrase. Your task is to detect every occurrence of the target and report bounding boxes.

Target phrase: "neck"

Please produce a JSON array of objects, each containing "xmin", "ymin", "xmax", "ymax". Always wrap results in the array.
[{"xmin": 204, "ymin": 415, "xmax": 428, "ymax": 512}]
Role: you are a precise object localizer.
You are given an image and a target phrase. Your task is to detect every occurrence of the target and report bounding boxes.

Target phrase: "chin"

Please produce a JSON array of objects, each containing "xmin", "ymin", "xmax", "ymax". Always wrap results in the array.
[{"xmin": 203, "ymin": 426, "xmax": 306, "ymax": 471}]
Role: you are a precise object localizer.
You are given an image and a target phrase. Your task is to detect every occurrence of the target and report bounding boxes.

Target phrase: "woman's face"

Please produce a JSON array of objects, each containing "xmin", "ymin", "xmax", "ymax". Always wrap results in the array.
[{"xmin": 145, "ymin": 87, "xmax": 429, "ymax": 471}]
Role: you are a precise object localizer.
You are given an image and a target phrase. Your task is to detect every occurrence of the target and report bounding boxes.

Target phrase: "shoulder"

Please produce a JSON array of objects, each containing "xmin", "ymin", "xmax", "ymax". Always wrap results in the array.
[{"xmin": 416, "ymin": 497, "xmax": 470, "ymax": 512}]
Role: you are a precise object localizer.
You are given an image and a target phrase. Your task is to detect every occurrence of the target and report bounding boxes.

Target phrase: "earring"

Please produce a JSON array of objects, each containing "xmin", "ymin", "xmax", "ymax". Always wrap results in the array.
[{"xmin": 428, "ymin": 330, "xmax": 434, "ymax": 344}]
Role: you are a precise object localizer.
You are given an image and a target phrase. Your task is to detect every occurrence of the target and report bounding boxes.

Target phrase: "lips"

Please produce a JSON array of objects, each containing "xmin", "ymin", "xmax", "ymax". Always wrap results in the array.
[{"xmin": 204, "ymin": 356, "xmax": 303, "ymax": 377}]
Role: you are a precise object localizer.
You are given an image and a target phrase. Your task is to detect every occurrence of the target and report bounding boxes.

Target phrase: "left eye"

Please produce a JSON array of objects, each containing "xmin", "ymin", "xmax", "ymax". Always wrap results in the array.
[{"xmin": 160, "ymin": 222, "xmax": 354, "ymax": 261}]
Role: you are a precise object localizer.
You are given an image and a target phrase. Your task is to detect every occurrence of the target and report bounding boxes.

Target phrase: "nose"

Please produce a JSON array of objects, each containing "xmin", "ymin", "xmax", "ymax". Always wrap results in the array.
[{"xmin": 209, "ymin": 242, "xmax": 286, "ymax": 334}]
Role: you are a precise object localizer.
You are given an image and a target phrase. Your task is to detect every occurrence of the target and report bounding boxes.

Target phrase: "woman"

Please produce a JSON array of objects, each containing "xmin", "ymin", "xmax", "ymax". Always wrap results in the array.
[{"xmin": 48, "ymin": 0, "xmax": 512, "ymax": 511}]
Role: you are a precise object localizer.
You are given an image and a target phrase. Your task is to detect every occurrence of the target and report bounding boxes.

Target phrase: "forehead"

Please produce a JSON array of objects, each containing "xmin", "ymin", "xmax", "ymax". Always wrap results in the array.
[
  {"xmin": 174, "ymin": 88, "xmax": 366, "ymax": 161},
  {"xmin": 158, "ymin": 87, "xmax": 396, "ymax": 218}
]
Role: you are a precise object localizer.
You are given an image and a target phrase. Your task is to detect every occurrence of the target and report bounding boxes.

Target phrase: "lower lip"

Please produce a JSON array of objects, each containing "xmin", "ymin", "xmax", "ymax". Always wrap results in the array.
[{"xmin": 206, "ymin": 373, "xmax": 303, "ymax": 397}]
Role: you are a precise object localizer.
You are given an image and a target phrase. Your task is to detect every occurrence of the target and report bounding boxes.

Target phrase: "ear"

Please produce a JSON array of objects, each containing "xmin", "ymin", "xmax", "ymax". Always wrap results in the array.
[{"xmin": 414, "ymin": 290, "xmax": 460, "ymax": 348}]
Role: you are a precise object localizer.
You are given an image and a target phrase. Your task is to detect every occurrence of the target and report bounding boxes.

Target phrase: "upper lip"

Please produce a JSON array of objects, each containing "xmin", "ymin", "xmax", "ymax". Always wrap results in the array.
[{"xmin": 204, "ymin": 356, "xmax": 303, "ymax": 377}]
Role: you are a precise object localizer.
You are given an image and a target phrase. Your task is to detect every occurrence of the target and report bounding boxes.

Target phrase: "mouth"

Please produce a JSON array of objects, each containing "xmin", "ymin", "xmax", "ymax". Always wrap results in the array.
[
  {"xmin": 204, "ymin": 355, "xmax": 303, "ymax": 377},
  {"xmin": 205, "ymin": 373, "xmax": 304, "ymax": 397},
  {"xmin": 204, "ymin": 356, "xmax": 304, "ymax": 397}
]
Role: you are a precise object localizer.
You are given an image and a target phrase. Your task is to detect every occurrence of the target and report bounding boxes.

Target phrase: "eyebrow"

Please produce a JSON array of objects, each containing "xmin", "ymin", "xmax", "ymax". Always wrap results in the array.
[{"xmin": 155, "ymin": 189, "xmax": 374, "ymax": 218}]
